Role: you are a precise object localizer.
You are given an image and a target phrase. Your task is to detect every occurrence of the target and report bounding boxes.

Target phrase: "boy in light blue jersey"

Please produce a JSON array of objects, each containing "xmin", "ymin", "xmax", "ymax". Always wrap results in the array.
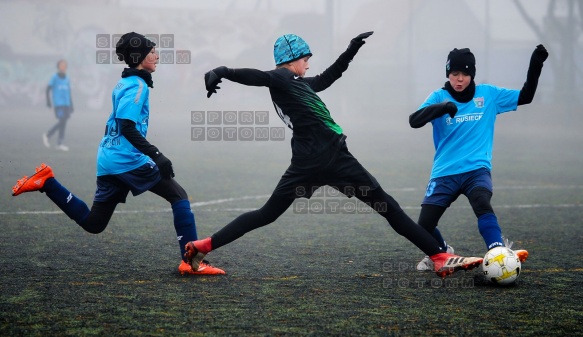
[
  {"xmin": 13, "ymin": 32, "xmax": 223, "ymax": 275},
  {"xmin": 97, "ymin": 64, "xmax": 153, "ymax": 176},
  {"xmin": 44, "ymin": 59, "xmax": 73, "ymax": 151},
  {"xmin": 409, "ymin": 46, "xmax": 548, "ymax": 271}
]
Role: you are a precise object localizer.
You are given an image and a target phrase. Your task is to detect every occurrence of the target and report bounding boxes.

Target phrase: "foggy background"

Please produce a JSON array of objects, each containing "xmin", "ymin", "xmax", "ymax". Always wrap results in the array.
[{"xmin": 0, "ymin": 0, "xmax": 582, "ymax": 207}]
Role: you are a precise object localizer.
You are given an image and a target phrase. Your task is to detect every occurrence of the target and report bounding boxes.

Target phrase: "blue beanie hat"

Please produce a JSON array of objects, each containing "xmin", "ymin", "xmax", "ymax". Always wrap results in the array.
[{"xmin": 273, "ymin": 34, "xmax": 312, "ymax": 66}]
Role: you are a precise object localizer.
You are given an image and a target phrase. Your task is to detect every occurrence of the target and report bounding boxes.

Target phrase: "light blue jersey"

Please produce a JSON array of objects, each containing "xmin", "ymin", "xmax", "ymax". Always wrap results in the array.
[
  {"xmin": 48, "ymin": 73, "xmax": 71, "ymax": 107},
  {"xmin": 97, "ymin": 76, "xmax": 151, "ymax": 176},
  {"xmin": 420, "ymin": 84, "xmax": 519, "ymax": 179}
]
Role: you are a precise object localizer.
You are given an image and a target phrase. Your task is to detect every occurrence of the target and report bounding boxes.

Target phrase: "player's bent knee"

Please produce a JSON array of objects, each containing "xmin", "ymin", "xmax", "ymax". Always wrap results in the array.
[
  {"xmin": 175, "ymin": 185, "xmax": 188, "ymax": 201},
  {"xmin": 468, "ymin": 187, "xmax": 494, "ymax": 217},
  {"xmin": 82, "ymin": 222, "xmax": 108, "ymax": 234},
  {"xmin": 83, "ymin": 202, "xmax": 116, "ymax": 234}
]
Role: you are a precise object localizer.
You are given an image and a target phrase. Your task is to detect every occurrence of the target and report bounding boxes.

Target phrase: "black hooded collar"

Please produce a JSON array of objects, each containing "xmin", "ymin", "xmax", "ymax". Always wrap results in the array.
[
  {"xmin": 443, "ymin": 80, "xmax": 475, "ymax": 103},
  {"xmin": 121, "ymin": 68, "xmax": 154, "ymax": 88}
]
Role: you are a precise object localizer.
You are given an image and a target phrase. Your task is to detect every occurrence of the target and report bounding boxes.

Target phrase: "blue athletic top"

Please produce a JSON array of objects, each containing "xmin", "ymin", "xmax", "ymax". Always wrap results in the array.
[
  {"xmin": 48, "ymin": 73, "xmax": 71, "ymax": 107},
  {"xmin": 419, "ymin": 84, "xmax": 519, "ymax": 179},
  {"xmin": 97, "ymin": 76, "xmax": 151, "ymax": 176}
]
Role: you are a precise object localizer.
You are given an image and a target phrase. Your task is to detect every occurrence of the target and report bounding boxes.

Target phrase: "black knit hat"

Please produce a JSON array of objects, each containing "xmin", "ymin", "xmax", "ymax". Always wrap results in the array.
[
  {"xmin": 446, "ymin": 48, "xmax": 476, "ymax": 79},
  {"xmin": 115, "ymin": 32, "xmax": 156, "ymax": 68}
]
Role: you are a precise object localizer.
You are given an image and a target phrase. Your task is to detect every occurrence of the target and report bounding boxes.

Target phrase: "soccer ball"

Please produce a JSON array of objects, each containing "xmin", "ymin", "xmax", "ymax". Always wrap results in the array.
[{"xmin": 482, "ymin": 247, "xmax": 521, "ymax": 285}]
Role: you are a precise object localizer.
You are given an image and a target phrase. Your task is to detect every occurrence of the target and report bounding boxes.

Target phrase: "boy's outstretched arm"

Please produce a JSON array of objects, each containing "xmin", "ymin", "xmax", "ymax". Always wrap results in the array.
[
  {"xmin": 518, "ymin": 44, "xmax": 548, "ymax": 106},
  {"xmin": 409, "ymin": 102, "xmax": 457, "ymax": 129},
  {"xmin": 46, "ymin": 85, "xmax": 52, "ymax": 108},
  {"xmin": 204, "ymin": 67, "xmax": 271, "ymax": 98},
  {"xmin": 305, "ymin": 31, "xmax": 373, "ymax": 92}
]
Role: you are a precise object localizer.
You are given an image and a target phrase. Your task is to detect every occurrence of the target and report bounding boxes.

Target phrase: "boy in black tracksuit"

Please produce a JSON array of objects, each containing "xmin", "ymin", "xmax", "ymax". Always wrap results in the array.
[{"xmin": 185, "ymin": 32, "xmax": 484, "ymax": 278}]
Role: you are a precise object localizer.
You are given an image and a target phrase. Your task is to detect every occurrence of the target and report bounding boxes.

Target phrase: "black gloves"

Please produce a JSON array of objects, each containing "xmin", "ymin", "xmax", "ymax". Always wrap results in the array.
[
  {"xmin": 343, "ymin": 31, "xmax": 374, "ymax": 61},
  {"xmin": 152, "ymin": 151, "xmax": 175, "ymax": 179},
  {"xmin": 349, "ymin": 31, "xmax": 374, "ymax": 50},
  {"xmin": 444, "ymin": 101, "xmax": 458, "ymax": 118},
  {"xmin": 409, "ymin": 102, "xmax": 457, "ymax": 129},
  {"xmin": 204, "ymin": 66, "xmax": 229, "ymax": 98},
  {"xmin": 530, "ymin": 44, "xmax": 548, "ymax": 67}
]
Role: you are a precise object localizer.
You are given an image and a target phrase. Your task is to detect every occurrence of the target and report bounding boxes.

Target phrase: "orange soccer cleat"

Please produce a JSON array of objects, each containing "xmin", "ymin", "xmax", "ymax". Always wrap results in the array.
[
  {"xmin": 184, "ymin": 240, "xmax": 209, "ymax": 272},
  {"xmin": 12, "ymin": 163, "xmax": 55, "ymax": 196},
  {"xmin": 431, "ymin": 253, "xmax": 483, "ymax": 278},
  {"xmin": 178, "ymin": 260, "xmax": 225, "ymax": 275},
  {"xmin": 514, "ymin": 249, "xmax": 529, "ymax": 263}
]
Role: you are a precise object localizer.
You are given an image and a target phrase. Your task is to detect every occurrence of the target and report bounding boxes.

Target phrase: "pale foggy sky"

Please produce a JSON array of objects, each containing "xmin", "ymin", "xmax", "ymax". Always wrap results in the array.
[{"xmin": 0, "ymin": 0, "xmax": 579, "ymax": 112}]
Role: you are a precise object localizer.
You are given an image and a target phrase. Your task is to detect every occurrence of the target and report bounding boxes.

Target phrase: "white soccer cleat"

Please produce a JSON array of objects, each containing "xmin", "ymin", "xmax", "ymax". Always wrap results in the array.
[
  {"xmin": 42, "ymin": 133, "xmax": 50, "ymax": 148},
  {"xmin": 56, "ymin": 144, "xmax": 69, "ymax": 151}
]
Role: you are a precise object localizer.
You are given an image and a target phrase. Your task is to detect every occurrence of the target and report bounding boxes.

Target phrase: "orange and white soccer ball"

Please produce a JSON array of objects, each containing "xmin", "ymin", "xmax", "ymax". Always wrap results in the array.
[{"xmin": 482, "ymin": 247, "xmax": 521, "ymax": 285}]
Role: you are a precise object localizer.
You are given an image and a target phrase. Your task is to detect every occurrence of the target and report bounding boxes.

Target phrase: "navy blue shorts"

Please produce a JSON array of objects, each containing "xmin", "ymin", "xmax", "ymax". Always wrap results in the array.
[
  {"xmin": 94, "ymin": 160, "xmax": 161, "ymax": 203},
  {"xmin": 422, "ymin": 168, "xmax": 492, "ymax": 207},
  {"xmin": 54, "ymin": 106, "xmax": 72, "ymax": 119}
]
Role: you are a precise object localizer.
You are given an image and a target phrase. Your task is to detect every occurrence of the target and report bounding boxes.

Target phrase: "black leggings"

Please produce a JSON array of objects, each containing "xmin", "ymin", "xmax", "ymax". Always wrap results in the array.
[
  {"xmin": 81, "ymin": 178, "xmax": 188, "ymax": 234},
  {"xmin": 211, "ymin": 186, "xmax": 442, "ymax": 256},
  {"xmin": 418, "ymin": 187, "xmax": 495, "ymax": 232}
]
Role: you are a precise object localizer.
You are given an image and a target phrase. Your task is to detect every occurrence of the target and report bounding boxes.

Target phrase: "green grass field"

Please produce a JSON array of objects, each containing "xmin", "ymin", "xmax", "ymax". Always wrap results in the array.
[{"xmin": 1, "ymin": 105, "xmax": 582, "ymax": 336}]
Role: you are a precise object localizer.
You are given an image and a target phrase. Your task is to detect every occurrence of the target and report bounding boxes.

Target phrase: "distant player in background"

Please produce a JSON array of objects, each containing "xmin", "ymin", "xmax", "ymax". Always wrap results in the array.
[
  {"xmin": 13, "ymin": 32, "xmax": 224, "ymax": 276},
  {"xmin": 184, "ymin": 32, "xmax": 485, "ymax": 278},
  {"xmin": 44, "ymin": 59, "xmax": 73, "ymax": 151},
  {"xmin": 409, "ymin": 45, "xmax": 548, "ymax": 271}
]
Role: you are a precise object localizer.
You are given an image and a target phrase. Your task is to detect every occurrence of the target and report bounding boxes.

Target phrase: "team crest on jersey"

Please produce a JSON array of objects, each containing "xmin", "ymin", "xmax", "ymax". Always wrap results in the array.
[
  {"xmin": 445, "ymin": 116, "xmax": 453, "ymax": 125},
  {"xmin": 473, "ymin": 97, "xmax": 484, "ymax": 108}
]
